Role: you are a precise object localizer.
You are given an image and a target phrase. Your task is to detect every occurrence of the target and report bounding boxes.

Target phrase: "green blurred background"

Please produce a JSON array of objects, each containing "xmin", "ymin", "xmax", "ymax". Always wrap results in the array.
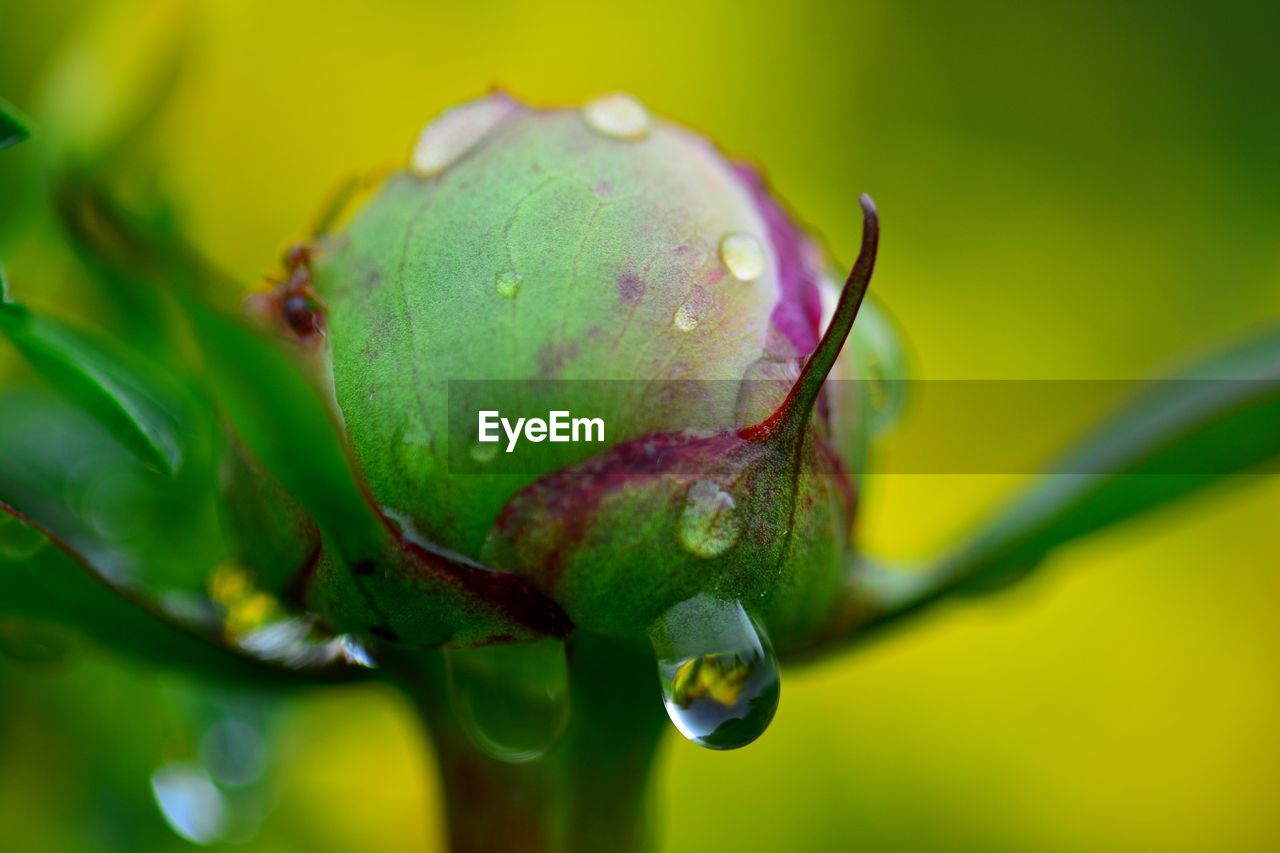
[{"xmin": 1, "ymin": 1, "xmax": 1277, "ymax": 850}]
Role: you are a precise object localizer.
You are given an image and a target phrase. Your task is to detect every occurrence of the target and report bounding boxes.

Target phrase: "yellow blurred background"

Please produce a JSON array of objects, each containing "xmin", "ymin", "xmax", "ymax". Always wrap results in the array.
[{"xmin": 1, "ymin": 1, "xmax": 1277, "ymax": 850}]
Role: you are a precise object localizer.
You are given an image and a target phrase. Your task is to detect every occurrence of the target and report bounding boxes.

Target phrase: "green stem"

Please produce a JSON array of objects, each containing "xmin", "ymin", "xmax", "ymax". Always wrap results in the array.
[
  {"xmin": 813, "ymin": 328, "xmax": 1280, "ymax": 656},
  {"xmin": 390, "ymin": 635, "xmax": 667, "ymax": 853}
]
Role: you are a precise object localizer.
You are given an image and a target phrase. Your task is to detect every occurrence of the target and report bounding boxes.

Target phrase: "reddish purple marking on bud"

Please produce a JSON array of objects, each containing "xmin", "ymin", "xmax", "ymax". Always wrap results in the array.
[
  {"xmin": 732, "ymin": 163, "xmax": 825, "ymax": 360},
  {"xmin": 493, "ymin": 430, "xmax": 761, "ymax": 585},
  {"xmin": 373, "ymin": 510, "xmax": 573, "ymax": 638},
  {"xmin": 617, "ymin": 272, "xmax": 646, "ymax": 305}
]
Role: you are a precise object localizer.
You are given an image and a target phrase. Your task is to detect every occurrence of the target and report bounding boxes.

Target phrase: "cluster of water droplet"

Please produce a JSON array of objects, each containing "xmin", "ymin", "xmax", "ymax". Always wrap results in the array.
[{"xmin": 407, "ymin": 92, "xmax": 771, "ymax": 343}]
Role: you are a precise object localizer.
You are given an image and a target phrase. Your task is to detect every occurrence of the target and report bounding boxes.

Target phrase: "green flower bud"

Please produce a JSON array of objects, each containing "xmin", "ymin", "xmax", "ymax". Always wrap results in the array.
[
  {"xmin": 287, "ymin": 92, "xmax": 889, "ymax": 652},
  {"xmin": 220, "ymin": 93, "xmax": 892, "ymax": 751}
]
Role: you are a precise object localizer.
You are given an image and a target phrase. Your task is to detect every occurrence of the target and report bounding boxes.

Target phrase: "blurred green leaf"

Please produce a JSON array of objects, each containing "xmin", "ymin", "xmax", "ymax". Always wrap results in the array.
[
  {"xmin": 178, "ymin": 293, "xmax": 570, "ymax": 644},
  {"xmin": 0, "ymin": 385, "xmax": 224, "ymax": 595},
  {"xmin": 46, "ymin": 180, "xmax": 386, "ymax": 555},
  {"xmin": 219, "ymin": 438, "xmax": 321, "ymax": 597},
  {"xmin": 0, "ymin": 96, "xmax": 30, "ymax": 151},
  {"xmin": 844, "ymin": 327, "xmax": 1280, "ymax": 641},
  {"xmin": 45, "ymin": 181, "xmax": 571, "ymax": 644},
  {"xmin": 53, "ymin": 175, "xmax": 187, "ymax": 359},
  {"xmin": 0, "ymin": 279, "xmax": 191, "ymax": 476},
  {"xmin": 0, "ymin": 500, "xmax": 361, "ymax": 687},
  {"xmin": 38, "ymin": 0, "xmax": 190, "ymax": 165},
  {"xmin": 180, "ymin": 295, "xmax": 388, "ymax": 560}
]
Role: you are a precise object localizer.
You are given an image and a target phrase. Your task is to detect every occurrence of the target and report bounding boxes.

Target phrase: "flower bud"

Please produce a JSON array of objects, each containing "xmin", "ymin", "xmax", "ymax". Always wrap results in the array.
[{"xmin": 242, "ymin": 93, "xmax": 892, "ymax": 656}]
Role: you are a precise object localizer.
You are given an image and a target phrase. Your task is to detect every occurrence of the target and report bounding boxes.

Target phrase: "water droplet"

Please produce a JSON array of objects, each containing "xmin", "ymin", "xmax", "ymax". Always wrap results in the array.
[
  {"xmin": 237, "ymin": 616, "xmax": 358, "ymax": 669},
  {"xmin": 719, "ymin": 233, "xmax": 766, "ymax": 282},
  {"xmin": 411, "ymin": 95, "xmax": 515, "ymax": 177},
  {"xmin": 677, "ymin": 480, "xmax": 740, "ymax": 558},
  {"xmin": 152, "ymin": 763, "xmax": 229, "ymax": 845},
  {"xmin": 444, "ymin": 638, "xmax": 570, "ymax": 763},
  {"xmin": 495, "ymin": 270, "xmax": 523, "ymax": 299},
  {"xmin": 673, "ymin": 301, "xmax": 700, "ymax": 332},
  {"xmin": 469, "ymin": 440, "xmax": 499, "ymax": 464},
  {"xmin": 649, "ymin": 595, "xmax": 780, "ymax": 750},
  {"xmin": 582, "ymin": 92, "xmax": 650, "ymax": 141},
  {"xmin": 199, "ymin": 719, "xmax": 267, "ymax": 789},
  {"xmin": 0, "ymin": 512, "xmax": 47, "ymax": 559},
  {"xmin": 338, "ymin": 634, "xmax": 376, "ymax": 667}
]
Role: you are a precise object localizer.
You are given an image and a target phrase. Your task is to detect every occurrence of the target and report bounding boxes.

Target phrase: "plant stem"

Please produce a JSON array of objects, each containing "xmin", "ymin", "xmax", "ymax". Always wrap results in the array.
[
  {"xmin": 390, "ymin": 635, "xmax": 667, "ymax": 853},
  {"xmin": 803, "ymin": 328, "xmax": 1280, "ymax": 658}
]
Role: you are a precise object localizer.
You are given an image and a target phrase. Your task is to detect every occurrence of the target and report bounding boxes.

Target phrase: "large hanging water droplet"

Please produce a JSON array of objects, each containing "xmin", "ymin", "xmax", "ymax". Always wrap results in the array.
[
  {"xmin": 649, "ymin": 595, "xmax": 780, "ymax": 750},
  {"xmin": 444, "ymin": 637, "xmax": 570, "ymax": 763},
  {"xmin": 677, "ymin": 480, "xmax": 741, "ymax": 558}
]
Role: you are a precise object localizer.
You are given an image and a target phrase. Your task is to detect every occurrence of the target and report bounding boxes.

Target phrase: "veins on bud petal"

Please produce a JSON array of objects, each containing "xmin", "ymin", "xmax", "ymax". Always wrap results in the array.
[{"xmin": 740, "ymin": 194, "xmax": 879, "ymax": 443}]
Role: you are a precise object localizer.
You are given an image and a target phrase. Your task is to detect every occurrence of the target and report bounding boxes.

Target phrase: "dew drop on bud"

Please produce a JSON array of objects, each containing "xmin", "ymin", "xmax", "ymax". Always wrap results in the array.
[
  {"xmin": 649, "ymin": 595, "xmax": 780, "ymax": 750},
  {"xmin": 469, "ymin": 440, "xmax": 500, "ymax": 464},
  {"xmin": 677, "ymin": 480, "xmax": 740, "ymax": 558},
  {"xmin": 411, "ymin": 96, "xmax": 515, "ymax": 177},
  {"xmin": 0, "ymin": 513, "xmax": 47, "ymax": 559},
  {"xmin": 443, "ymin": 637, "xmax": 570, "ymax": 763},
  {"xmin": 719, "ymin": 233, "xmax": 766, "ymax": 283},
  {"xmin": 495, "ymin": 270, "xmax": 523, "ymax": 299},
  {"xmin": 582, "ymin": 93, "xmax": 651, "ymax": 141},
  {"xmin": 672, "ymin": 301, "xmax": 700, "ymax": 332}
]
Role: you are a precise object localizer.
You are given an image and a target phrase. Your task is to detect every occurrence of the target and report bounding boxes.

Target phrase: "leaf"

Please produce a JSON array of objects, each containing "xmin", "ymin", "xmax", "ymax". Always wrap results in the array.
[
  {"xmin": 180, "ymin": 295, "xmax": 388, "ymax": 561},
  {"xmin": 0, "ymin": 96, "xmax": 30, "ymax": 151},
  {"xmin": 0, "ymin": 280, "xmax": 191, "ymax": 475},
  {"xmin": 0, "ymin": 500, "xmax": 363, "ymax": 687},
  {"xmin": 838, "ymin": 327, "xmax": 1280, "ymax": 643},
  {"xmin": 39, "ymin": 0, "xmax": 191, "ymax": 165},
  {"xmin": 179, "ymin": 293, "xmax": 571, "ymax": 644},
  {"xmin": 45, "ymin": 180, "xmax": 383, "ymax": 552},
  {"xmin": 49, "ymin": 181, "xmax": 570, "ymax": 643},
  {"xmin": 0, "ymin": 385, "xmax": 221, "ymax": 594}
]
